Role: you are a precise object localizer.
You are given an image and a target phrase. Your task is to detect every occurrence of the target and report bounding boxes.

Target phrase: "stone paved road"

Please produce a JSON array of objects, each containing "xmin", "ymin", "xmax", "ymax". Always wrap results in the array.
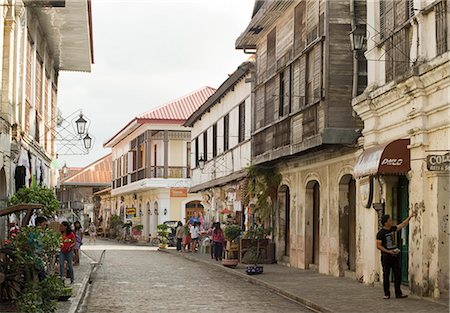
[{"xmin": 81, "ymin": 243, "xmax": 312, "ymax": 313}]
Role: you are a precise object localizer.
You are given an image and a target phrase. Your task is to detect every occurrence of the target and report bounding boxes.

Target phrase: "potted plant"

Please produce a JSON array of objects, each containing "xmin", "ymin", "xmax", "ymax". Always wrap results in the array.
[
  {"xmin": 242, "ymin": 226, "xmax": 272, "ymax": 275},
  {"xmin": 222, "ymin": 225, "xmax": 241, "ymax": 268},
  {"xmin": 157, "ymin": 224, "xmax": 170, "ymax": 249},
  {"xmin": 109, "ymin": 215, "xmax": 124, "ymax": 238},
  {"xmin": 132, "ymin": 224, "xmax": 144, "ymax": 236}
]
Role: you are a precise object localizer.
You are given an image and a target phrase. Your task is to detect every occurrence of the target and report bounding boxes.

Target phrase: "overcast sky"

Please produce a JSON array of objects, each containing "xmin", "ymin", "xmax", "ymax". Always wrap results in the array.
[{"xmin": 57, "ymin": 0, "xmax": 254, "ymax": 168}]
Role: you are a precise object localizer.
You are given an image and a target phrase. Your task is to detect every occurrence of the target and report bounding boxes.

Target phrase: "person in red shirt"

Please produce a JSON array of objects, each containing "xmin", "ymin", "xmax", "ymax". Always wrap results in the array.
[
  {"xmin": 212, "ymin": 222, "xmax": 225, "ymax": 261},
  {"xmin": 59, "ymin": 221, "xmax": 75, "ymax": 284}
]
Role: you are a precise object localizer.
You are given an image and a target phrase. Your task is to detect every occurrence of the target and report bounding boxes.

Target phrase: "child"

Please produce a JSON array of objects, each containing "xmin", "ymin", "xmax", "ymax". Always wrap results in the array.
[{"xmin": 59, "ymin": 221, "xmax": 75, "ymax": 284}]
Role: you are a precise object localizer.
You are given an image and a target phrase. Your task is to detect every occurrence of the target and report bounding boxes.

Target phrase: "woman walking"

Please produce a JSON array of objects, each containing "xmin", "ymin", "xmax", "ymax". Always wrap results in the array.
[
  {"xmin": 212, "ymin": 222, "xmax": 224, "ymax": 261},
  {"xmin": 175, "ymin": 221, "xmax": 184, "ymax": 252},
  {"xmin": 183, "ymin": 221, "xmax": 191, "ymax": 252},
  {"xmin": 59, "ymin": 221, "xmax": 75, "ymax": 284},
  {"xmin": 73, "ymin": 221, "xmax": 83, "ymax": 265},
  {"xmin": 88, "ymin": 222, "xmax": 96, "ymax": 245}
]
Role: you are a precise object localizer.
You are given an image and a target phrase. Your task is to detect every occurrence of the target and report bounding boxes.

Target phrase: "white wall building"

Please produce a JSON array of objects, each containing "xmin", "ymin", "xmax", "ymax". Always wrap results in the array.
[
  {"xmin": 104, "ymin": 87, "xmax": 215, "ymax": 238},
  {"xmin": 353, "ymin": 0, "xmax": 449, "ymax": 299},
  {"xmin": 184, "ymin": 60, "xmax": 254, "ymax": 228},
  {"xmin": 0, "ymin": 0, "xmax": 93, "ymax": 205}
]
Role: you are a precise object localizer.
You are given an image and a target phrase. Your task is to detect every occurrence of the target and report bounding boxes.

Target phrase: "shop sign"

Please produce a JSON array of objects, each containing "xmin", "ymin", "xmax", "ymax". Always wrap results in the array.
[
  {"xmin": 126, "ymin": 208, "xmax": 136, "ymax": 218},
  {"xmin": 427, "ymin": 153, "xmax": 450, "ymax": 171},
  {"xmin": 170, "ymin": 187, "xmax": 188, "ymax": 197}
]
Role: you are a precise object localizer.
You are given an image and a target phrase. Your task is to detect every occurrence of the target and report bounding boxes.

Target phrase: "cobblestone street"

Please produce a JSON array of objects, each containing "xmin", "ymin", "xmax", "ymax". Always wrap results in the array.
[{"xmin": 80, "ymin": 242, "xmax": 311, "ymax": 313}]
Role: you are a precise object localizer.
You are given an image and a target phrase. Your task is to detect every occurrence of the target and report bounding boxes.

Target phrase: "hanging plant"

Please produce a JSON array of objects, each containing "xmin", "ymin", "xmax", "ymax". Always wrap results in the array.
[
  {"xmin": 8, "ymin": 186, "xmax": 59, "ymax": 218},
  {"xmin": 244, "ymin": 165, "xmax": 282, "ymax": 221}
]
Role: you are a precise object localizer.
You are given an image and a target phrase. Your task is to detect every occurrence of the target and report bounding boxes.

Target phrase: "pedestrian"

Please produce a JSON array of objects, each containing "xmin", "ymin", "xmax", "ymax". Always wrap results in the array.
[
  {"xmin": 212, "ymin": 222, "xmax": 224, "ymax": 261},
  {"xmin": 207, "ymin": 223, "xmax": 216, "ymax": 259},
  {"xmin": 88, "ymin": 222, "xmax": 96, "ymax": 245},
  {"xmin": 73, "ymin": 221, "xmax": 83, "ymax": 265},
  {"xmin": 190, "ymin": 221, "xmax": 200, "ymax": 253},
  {"xmin": 376, "ymin": 211, "xmax": 415, "ymax": 299},
  {"xmin": 189, "ymin": 211, "xmax": 200, "ymax": 225},
  {"xmin": 59, "ymin": 221, "xmax": 75, "ymax": 284},
  {"xmin": 183, "ymin": 221, "xmax": 191, "ymax": 252},
  {"xmin": 175, "ymin": 221, "xmax": 183, "ymax": 252},
  {"xmin": 34, "ymin": 216, "xmax": 48, "ymax": 281}
]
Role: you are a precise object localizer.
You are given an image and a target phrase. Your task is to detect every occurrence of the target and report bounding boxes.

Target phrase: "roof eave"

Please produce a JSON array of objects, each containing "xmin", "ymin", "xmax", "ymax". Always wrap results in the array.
[
  {"xmin": 103, "ymin": 119, "xmax": 140, "ymax": 148},
  {"xmin": 235, "ymin": 0, "xmax": 294, "ymax": 50},
  {"xmin": 184, "ymin": 62, "xmax": 254, "ymax": 127}
]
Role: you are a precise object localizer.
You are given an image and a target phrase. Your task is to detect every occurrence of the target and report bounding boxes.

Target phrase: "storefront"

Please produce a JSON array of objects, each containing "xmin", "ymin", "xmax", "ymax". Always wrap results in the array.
[{"xmin": 354, "ymin": 139, "xmax": 411, "ymax": 284}]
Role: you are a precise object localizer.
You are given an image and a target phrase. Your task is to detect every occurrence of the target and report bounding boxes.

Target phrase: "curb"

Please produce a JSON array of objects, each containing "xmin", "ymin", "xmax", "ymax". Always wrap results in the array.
[
  {"xmin": 67, "ymin": 252, "xmax": 96, "ymax": 313},
  {"xmin": 158, "ymin": 249, "xmax": 333, "ymax": 313}
]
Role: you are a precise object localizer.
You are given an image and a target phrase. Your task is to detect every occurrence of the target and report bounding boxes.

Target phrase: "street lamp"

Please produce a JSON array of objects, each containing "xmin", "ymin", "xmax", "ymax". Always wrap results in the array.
[
  {"xmin": 83, "ymin": 133, "xmax": 92, "ymax": 150},
  {"xmin": 198, "ymin": 156, "xmax": 206, "ymax": 170},
  {"xmin": 75, "ymin": 114, "xmax": 88, "ymax": 135},
  {"xmin": 350, "ymin": 27, "xmax": 366, "ymax": 51}
]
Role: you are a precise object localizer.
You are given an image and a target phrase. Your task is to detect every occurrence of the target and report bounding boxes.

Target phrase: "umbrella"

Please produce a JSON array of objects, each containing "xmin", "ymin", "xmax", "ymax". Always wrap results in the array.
[{"xmin": 219, "ymin": 208, "xmax": 233, "ymax": 214}]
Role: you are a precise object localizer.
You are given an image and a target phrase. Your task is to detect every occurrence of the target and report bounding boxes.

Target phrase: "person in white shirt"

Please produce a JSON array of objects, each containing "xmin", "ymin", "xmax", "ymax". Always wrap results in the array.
[{"xmin": 190, "ymin": 222, "xmax": 200, "ymax": 253}]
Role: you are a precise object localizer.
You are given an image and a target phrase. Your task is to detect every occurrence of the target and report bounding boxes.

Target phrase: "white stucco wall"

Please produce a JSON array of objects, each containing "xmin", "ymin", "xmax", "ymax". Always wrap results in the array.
[{"xmin": 190, "ymin": 73, "xmax": 252, "ymax": 187}]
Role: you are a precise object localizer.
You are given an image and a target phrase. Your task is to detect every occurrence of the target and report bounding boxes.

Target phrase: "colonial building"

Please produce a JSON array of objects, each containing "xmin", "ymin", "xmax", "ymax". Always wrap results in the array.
[
  {"xmin": 0, "ymin": 0, "xmax": 93, "ymax": 209},
  {"xmin": 236, "ymin": 0, "xmax": 367, "ymax": 274},
  {"xmin": 104, "ymin": 87, "xmax": 216, "ymax": 239},
  {"xmin": 57, "ymin": 154, "xmax": 112, "ymax": 229},
  {"xmin": 184, "ymin": 60, "xmax": 254, "ymax": 229},
  {"xmin": 353, "ymin": 0, "xmax": 449, "ymax": 299}
]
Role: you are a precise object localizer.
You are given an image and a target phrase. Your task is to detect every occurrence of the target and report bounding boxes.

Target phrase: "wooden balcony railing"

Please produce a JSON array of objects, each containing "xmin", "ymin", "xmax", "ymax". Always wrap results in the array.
[{"xmin": 114, "ymin": 166, "xmax": 190, "ymax": 188}]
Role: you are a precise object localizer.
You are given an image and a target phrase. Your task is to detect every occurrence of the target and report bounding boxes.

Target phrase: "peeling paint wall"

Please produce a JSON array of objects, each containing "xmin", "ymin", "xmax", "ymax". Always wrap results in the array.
[{"xmin": 277, "ymin": 147, "xmax": 360, "ymax": 277}]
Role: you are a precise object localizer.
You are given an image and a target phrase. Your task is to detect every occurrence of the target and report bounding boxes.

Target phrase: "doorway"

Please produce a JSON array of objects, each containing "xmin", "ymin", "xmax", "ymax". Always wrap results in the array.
[
  {"xmin": 306, "ymin": 180, "xmax": 320, "ymax": 267},
  {"xmin": 396, "ymin": 176, "xmax": 409, "ymax": 284},
  {"xmin": 185, "ymin": 200, "xmax": 204, "ymax": 222},
  {"xmin": 278, "ymin": 185, "xmax": 290, "ymax": 257},
  {"xmin": 339, "ymin": 175, "xmax": 356, "ymax": 274},
  {"xmin": 0, "ymin": 167, "xmax": 7, "ymax": 241}
]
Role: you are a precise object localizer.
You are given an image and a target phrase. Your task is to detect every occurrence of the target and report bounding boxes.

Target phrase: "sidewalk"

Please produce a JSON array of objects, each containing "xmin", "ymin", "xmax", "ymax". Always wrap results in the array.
[
  {"xmin": 161, "ymin": 249, "xmax": 449, "ymax": 313},
  {"xmin": 56, "ymin": 252, "xmax": 94, "ymax": 313}
]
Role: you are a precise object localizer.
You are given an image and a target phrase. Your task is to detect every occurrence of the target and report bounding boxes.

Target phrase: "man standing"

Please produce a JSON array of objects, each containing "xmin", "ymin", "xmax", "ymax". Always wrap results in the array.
[{"xmin": 376, "ymin": 211, "xmax": 415, "ymax": 299}]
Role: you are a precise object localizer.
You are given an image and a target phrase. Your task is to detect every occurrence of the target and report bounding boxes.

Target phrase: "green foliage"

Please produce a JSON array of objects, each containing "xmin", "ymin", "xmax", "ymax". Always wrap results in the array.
[
  {"xmin": 18, "ymin": 275, "xmax": 64, "ymax": 313},
  {"xmin": 12, "ymin": 226, "xmax": 61, "ymax": 272},
  {"xmin": 242, "ymin": 246, "xmax": 258, "ymax": 264},
  {"xmin": 132, "ymin": 224, "xmax": 144, "ymax": 231},
  {"xmin": 244, "ymin": 226, "xmax": 272, "ymax": 240},
  {"xmin": 11, "ymin": 227, "xmax": 62, "ymax": 313},
  {"xmin": 245, "ymin": 165, "xmax": 282, "ymax": 221},
  {"xmin": 157, "ymin": 224, "xmax": 170, "ymax": 238},
  {"xmin": 8, "ymin": 186, "xmax": 59, "ymax": 218},
  {"xmin": 224, "ymin": 225, "xmax": 241, "ymax": 242},
  {"xmin": 109, "ymin": 215, "xmax": 123, "ymax": 229}
]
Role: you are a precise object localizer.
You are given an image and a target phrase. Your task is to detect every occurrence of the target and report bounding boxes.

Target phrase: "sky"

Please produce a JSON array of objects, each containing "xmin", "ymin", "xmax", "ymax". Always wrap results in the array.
[{"xmin": 57, "ymin": 0, "xmax": 254, "ymax": 168}]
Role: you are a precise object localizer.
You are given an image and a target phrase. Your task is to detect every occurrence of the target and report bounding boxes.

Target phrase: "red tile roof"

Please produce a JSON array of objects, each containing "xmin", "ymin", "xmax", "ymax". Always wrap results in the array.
[
  {"xmin": 137, "ymin": 86, "xmax": 216, "ymax": 122},
  {"xmin": 104, "ymin": 86, "xmax": 216, "ymax": 147},
  {"xmin": 61, "ymin": 154, "xmax": 112, "ymax": 186}
]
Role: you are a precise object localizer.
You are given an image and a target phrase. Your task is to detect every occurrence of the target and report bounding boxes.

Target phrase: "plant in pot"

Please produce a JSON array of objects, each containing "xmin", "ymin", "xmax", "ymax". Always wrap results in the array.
[
  {"xmin": 109, "ymin": 215, "xmax": 123, "ymax": 239},
  {"xmin": 222, "ymin": 224, "xmax": 241, "ymax": 268},
  {"xmin": 132, "ymin": 224, "xmax": 144, "ymax": 236},
  {"xmin": 157, "ymin": 224, "xmax": 170, "ymax": 249},
  {"xmin": 243, "ymin": 226, "xmax": 272, "ymax": 275}
]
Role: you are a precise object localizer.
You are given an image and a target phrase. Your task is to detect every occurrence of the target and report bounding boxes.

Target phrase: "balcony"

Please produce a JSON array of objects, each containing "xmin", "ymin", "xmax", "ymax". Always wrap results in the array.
[{"xmin": 127, "ymin": 166, "xmax": 190, "ymax": 184}]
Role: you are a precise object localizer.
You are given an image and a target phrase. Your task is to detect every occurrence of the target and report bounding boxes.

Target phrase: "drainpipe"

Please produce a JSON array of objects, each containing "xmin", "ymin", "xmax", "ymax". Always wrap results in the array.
[{"xmin": 350, "ymin": 0, "xmax": 359, "ymax": 98}]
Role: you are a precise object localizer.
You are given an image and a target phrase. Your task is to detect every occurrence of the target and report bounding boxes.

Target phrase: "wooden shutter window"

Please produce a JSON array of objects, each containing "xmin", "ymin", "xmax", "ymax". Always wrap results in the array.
[
  {"xmin": 26, "ymin": 35, "xmax": 33, "ymax": 102},
  {"xmin": 223, "ymin": 114, "xmax": 229, "ymax": 151},
  {"xmin": 35, "ymin": 55, "xmax": 43, "ymax": 115},
  {"xmin": 195, "ymin": 137, "xmax": 199, "ymax": 167},
  {"xmin": 44, "ymin": 74, "xmax": 50, "ymax": 152},
  {"xmin": 294, "ymin": 1, "xmax": 306, "ymax": 53},
  {"xmin": 436, "ymin": 0, "xmax": 448, "ymax": 56},
  {"xmin": 203, "ymin": 130, "xmax": 208, "ymax": 161},
  {"xmin": 266, "ymin": 28, "xmax": 276, "ymax": 76},
  {"xmin": 238, "ymin": 102, "xmax": 245, "ymax": 143},
  {"xmin": 278, "ymin": 73, "xmax": 285, "ymax": 117},
  {"xmin": 212, "ymin": 123, "xmax": 217, "ymax": 157}
]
